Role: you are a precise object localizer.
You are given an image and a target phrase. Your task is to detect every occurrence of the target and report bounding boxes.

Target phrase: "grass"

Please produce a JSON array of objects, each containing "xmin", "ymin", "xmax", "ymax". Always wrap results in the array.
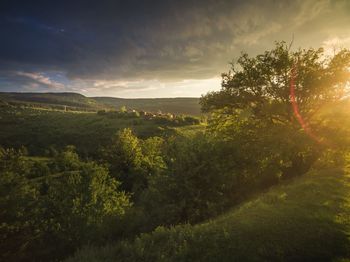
[
  {"xmin": 0, "ymin": 107, "xmax": 197, "ymax": 156},
  {"xmin": 67, "ymin": 156, "xmax": 350, "ymax": 261},
  {"xmin": 172, "ymin": 124, "xmax": 206, "ymax": 137}
]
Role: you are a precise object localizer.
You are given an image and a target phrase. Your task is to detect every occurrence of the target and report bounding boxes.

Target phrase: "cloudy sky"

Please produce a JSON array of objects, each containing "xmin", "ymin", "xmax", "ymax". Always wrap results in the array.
[{"xmin": 0, "ymin": 0, "xmax": 350, "ymax": 98}]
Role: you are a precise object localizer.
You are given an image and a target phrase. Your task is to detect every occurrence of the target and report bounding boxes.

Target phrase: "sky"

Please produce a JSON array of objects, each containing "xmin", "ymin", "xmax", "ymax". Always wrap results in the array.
[{"xmin": 0, "ymin": 0, "xmax": 350, "ymax": 98}]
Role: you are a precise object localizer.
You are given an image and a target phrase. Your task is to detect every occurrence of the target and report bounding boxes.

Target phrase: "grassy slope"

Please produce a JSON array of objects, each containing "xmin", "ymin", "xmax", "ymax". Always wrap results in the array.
[{"xmin": 68, "ymin": 158, "xmax": 350, "ymax": 262}]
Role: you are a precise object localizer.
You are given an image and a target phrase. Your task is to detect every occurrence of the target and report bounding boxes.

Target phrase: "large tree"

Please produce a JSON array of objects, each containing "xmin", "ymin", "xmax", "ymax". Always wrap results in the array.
[
  {"xmin": 201, "ymin": 42, "xmax": 350, "ymax": 125},
  {"xmin": 200, "ymin": 42, "xmax": 350, "ymax": 180}
]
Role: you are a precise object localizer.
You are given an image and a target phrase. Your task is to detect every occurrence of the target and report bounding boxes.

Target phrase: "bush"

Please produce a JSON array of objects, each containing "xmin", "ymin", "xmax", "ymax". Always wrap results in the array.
[{"xmin": 0, "ymin": 146, "xmax": 130, "ymax": 261}]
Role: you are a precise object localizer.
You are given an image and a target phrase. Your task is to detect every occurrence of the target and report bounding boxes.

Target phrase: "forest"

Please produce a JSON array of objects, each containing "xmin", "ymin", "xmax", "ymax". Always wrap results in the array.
[{"xmin": 1, "ymin": 42, "xmax": 350, "ymax": 261}]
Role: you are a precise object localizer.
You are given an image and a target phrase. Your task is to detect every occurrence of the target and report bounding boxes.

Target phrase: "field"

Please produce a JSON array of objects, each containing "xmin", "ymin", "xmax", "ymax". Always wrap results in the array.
[{"xmin": 0, "ymin": 105, "xmax": 201, "ymax": 156}]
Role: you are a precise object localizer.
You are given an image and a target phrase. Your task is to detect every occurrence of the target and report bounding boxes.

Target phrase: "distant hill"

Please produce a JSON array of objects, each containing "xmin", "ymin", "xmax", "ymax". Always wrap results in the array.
[
  {"xmin": 0, "ymin": 92, "xmax": 102, "ymax": 111},
  {"xmin": 0, "ymin": 92, "xmax": 202, "ymax": 115}
]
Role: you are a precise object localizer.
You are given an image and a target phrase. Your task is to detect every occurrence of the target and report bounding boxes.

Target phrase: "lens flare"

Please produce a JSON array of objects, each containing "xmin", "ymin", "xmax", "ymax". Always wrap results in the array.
[{"xmin": 290, "ymin": 65, "xmax": 324, "ymax": 144}]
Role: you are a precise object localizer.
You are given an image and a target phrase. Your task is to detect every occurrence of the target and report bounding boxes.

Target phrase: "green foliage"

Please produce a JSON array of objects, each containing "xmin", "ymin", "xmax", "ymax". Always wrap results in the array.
[
  {"xmin": 119, "ymin": 105, "xmax": 127, "ymax": 113},
  {"xmin": 0, "ymin": 146, "xmax": 130, "ymax": 261},
  {"xmin": 141, "ymin": 136, "xmax": 167, "ymax": 174},
  {"xmin": 140, "ymin": 128, "xmax": 290, "ymax": 227},
  {"xmin": 208, "ymin": 108, "xmax": 319, "ymax": 180},
  {"xmin": 49, "ymin": 147, "xmax": 130, "ymax": 228},
  {"xmin": 100, "ymin": 129, "xmax": 144, "ymax": 193},
  {"xmin": 100, "ymin": 129, "xmax": 166, "ymax": 198},
  {"xmin": 0, "ymin": 107, "xmax": 182, "ymax": 156},
  {"xmin": 141, "ymin": 133, "xmax": 237, "ymax": 225},
  {"xmin": 200, "ymin": 42, "xmax": 350, "ymax": 122},
  {"xmin": 200, "ymin": 42, "xmax": 350, "ymax": 182},
  {"xmin": 67, "ymin": 160, "xmax": 350, "ymax": 262},
  {"xmin": 0, "ymin": 148, "xmax": 42, "ymax": 261}
]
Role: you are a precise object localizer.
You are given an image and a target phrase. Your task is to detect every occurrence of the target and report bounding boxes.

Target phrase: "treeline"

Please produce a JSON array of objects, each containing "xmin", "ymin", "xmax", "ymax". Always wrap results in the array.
[{"xmin": 1, "ymin": 100, "xmax": 98, "ymax": 112}]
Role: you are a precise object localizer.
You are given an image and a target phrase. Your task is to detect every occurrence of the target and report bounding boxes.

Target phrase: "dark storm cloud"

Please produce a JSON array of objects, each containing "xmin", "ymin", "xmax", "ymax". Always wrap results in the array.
[
  {"xmin": 0, "ymin": 0, "xmax": 205, "ymax": 76},
  {"xmin": 0, "ymin": 0, "xmax": 350, "ymax": 96},
  {"xmin": 0, "ymin": 0, "xmax": 286, "ymax": 79}
]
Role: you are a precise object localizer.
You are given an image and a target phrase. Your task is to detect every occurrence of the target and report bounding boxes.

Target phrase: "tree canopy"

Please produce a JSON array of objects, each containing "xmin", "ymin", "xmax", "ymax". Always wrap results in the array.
[{"xmin": 200, "ymin": 42, "xmax": 350, "ymax": 125}]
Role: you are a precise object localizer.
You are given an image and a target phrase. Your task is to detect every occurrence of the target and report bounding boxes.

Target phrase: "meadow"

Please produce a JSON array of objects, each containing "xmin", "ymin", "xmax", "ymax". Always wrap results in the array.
[{"xmin": 0, "ymin": 105, "xmax": 200, "ymax": 156}]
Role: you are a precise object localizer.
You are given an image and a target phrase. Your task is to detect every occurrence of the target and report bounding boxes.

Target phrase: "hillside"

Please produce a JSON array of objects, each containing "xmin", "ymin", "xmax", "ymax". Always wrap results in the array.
[
  {"xmin": 0, "ymin": 92, "xmax": 102, "ymax": 111},
  {"xmin": 0, "ymin": 106, "xmax": 201, "ymax": 156},
  {"xmin": 0, "ymin": 92, "xmax": 201, "ymax": 115},
  {"xmin": 68, "ymin": 156, "xmax": 350, "ymax": 262}
]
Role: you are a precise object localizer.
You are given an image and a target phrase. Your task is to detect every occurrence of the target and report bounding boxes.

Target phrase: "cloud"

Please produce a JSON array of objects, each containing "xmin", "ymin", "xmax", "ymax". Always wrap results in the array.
[
  {"xmin": 16, "ymin": 72, "xmax": 65, "ymax": 89},
  {"xmin": 80, "ymin": 77, "xmax": 222, "ymax": 98},
  {"xmin": 293, "ymin": 0, "xmax": 331, "ymax": 27},
  {"xmin": 0, "ymin": 0, "xmax": 350, "ymax": 97}
]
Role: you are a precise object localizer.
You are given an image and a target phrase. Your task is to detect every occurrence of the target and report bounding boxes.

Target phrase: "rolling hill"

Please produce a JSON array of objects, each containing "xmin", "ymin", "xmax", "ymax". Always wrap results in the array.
[
  {"xmin": 67, "ymin": 156, "xmax": 350, "ymax": 262},
  {"xmin": 0, "ymin": 92, "xmax": 101, "ymax": 110},
  {"xmin": 0, "ymin": 92, "xmax": 201, "ymax": 115}
]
